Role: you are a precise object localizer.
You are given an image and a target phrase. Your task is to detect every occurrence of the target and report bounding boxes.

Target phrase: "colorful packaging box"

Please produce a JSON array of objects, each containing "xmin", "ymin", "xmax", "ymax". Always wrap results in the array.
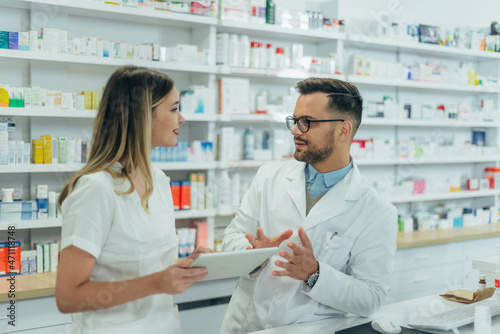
[{"xmin": 32, "ymin": 139, "xmax": 44, "ymax": 164}]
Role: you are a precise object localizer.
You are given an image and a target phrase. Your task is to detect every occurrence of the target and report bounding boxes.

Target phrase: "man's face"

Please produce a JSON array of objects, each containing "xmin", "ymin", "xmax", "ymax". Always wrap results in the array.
[{"xmin": 291, "ymin": 92, "xmax": 339, "ymax": 165}]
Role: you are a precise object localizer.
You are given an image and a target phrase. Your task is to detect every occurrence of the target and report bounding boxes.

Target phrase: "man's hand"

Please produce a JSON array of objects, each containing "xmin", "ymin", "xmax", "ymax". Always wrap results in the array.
[
  {"xmin": 245, "ymin": 227, "xmax": 293, "ymax": 250},
  {"xmin": 272, "ymin": 227, "xmax": 318, "ymax": 281}
]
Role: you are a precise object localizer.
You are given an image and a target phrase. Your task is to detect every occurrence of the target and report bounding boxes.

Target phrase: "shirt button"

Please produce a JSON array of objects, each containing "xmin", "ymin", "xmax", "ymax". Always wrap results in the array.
[
  {"xmin": 272, "ymin": 293, "xmax": 280, "ymax": 302},
  {"xmin": 266, "ymin": 324, "xmax": 272, "ymax": 329}
]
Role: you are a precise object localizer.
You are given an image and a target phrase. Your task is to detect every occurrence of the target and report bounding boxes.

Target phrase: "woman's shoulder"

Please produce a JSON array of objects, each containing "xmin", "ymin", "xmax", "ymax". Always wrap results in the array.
[
  {"xmin": 151, "ymin": 166, "xmax": 170, "ymax": 185},
  {"xmin": 75, "ymin": 170, "xmax": 115, "ymax": 193}
]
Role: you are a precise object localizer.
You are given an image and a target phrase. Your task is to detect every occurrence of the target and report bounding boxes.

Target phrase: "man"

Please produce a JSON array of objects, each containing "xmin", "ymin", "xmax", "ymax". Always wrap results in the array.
[{"xmin": 221, "ymin": 77, "xmax": 397, "ymax": 333}]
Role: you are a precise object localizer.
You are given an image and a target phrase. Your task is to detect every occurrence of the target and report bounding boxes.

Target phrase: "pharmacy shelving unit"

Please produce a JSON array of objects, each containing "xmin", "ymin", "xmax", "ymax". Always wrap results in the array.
[
  {"xmin": 343, "ymin": 32, "xmax": 500, "ymax": 213},
  {"xmin": 0, "ymin": 2, "xmax": 346, "ymax": 332}
]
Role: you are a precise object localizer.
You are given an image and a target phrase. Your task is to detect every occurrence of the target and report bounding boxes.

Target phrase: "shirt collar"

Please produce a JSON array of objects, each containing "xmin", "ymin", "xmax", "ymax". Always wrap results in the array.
[{"xmin": 305, "ymin": 161, "xmax": 353, "ymax": 188}]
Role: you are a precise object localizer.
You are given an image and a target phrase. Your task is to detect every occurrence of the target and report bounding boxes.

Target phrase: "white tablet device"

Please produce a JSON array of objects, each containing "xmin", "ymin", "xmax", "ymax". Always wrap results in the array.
[{"xmin": 189, "ymin": 247, "xmax": 278, "ymax": 281}]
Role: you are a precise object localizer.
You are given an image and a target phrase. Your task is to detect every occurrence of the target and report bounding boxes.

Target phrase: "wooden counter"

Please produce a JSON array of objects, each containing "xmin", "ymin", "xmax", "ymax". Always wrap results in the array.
[
  {"xmin": 1, "ymin": 224, "xmax": 500, "ymax": 302},
  {"xmin": 397, "ymin": 223, "xmax": 500, "ymax": 249},
  {"xmin": 0, "ymin": 271, "xmax": 56, "ymax": 302}
]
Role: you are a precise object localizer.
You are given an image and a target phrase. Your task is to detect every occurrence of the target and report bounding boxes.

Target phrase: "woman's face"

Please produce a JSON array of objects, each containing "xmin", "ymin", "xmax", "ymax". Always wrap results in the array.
[{"xmin": 151, "ymin": 87, "xmax": 185, "ymax": 148}]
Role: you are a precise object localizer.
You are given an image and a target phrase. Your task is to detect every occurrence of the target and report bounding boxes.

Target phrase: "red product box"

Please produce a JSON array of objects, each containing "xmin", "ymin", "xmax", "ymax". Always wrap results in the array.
[
  {"xmin": 7, "ymin": 241, "xmax": 21, "ymax": 274},
  {"xmin": 191, "ymin": 1, "xmax": 211, "ymax": 15},
  {"xmin": 180, "ymin": 181, "xmax": 191, "ymax": 210},
  {"xmin": 0, "ymin": 242, "xmax": 7, "ymax": 275},
  {"xmin": 170, "ymin": 181, "xmax": 181, "ymax": 211}
]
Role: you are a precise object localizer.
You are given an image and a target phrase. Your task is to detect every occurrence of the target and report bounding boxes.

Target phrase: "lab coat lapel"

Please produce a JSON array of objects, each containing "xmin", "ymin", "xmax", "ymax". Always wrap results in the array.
[
  {"xmin": 285, "ymin": 162, "xmax": 307, "ymax": 221},
  {"xmin": 302, "ymin": 162, "xmax": 363, "ymax": 230}
]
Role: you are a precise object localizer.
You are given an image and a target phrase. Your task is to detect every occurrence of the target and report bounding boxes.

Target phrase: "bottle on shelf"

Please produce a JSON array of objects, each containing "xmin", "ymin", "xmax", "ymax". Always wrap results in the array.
[
  {"xmin": 479, "ymin": 273, "xmax": 486, "ymax": 289},
  {"xmin": 243, "ymin": 126, "xmax": 255, "ymax": 160}
]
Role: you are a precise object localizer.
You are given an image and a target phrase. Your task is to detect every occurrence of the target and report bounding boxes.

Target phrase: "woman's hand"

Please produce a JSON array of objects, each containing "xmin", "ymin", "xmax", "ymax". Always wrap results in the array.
[
  {"xmin": 190, "ymin": 246, "xmax": 215, "ymax": 258},
  {"xmin": 158, "ymin": 258, "xmax": 208, "ymax": 295}
]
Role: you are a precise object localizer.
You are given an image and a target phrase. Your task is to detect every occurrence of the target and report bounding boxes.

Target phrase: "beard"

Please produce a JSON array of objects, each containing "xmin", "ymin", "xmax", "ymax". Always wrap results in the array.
[{"xmin": 294, "ymin": 130, "xmax": 335, "ymax": 165}]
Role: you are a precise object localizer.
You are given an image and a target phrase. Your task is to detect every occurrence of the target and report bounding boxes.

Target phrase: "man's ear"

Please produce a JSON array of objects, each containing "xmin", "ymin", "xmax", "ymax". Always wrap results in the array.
[{"xmin": 338, "ymin": 120, "xmax": 353, "ymax": 142}]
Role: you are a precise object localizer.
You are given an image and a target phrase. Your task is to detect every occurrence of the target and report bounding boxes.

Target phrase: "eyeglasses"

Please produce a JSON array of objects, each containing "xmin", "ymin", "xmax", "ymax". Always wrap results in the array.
[{"xmin": 286, "ymin": 116, "xmax": 344, "ymax": 133}]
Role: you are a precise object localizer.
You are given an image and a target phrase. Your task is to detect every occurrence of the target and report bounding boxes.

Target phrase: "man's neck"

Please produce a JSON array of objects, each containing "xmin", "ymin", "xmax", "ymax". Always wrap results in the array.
[{"xmin": 311, "ymin": 154, "xmax": 350, "ymax": 173}]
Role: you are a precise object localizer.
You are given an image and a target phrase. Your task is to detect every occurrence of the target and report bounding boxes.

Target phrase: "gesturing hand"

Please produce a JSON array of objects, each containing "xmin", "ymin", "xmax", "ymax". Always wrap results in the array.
[
  {"xmin": 245, "ymin": 227, "xmax": 293, "ymax": 250},
  {"xmin": 272, "ymin": 227, "xmax": 318, "ymax": 281}
]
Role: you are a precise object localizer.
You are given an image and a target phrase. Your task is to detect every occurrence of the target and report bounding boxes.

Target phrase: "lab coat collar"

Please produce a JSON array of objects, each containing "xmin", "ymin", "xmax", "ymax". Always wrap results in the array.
[{"xmin": 285, "ymin": 159, "xmax": 363, "ymax": 229}]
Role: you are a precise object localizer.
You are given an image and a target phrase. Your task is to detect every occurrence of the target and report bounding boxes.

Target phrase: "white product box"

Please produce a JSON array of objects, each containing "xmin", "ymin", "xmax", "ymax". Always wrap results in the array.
[{"xmin": 218, "ymin": 77, "xmax": 250, "ymax": 114}]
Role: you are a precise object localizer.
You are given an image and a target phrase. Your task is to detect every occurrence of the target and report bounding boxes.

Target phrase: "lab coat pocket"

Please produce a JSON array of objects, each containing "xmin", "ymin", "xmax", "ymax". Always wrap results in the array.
[
  {"xmin": 223, "ymin": 280, "xmax": 253, "ymax": 334},
  {"xmin": 316, "ymin": 232, "xmax": 354, "ymax": 271}
]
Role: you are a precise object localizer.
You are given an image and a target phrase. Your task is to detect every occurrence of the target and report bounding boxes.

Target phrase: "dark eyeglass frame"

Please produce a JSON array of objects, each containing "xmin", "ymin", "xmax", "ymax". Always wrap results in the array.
[{"xmin": 286, "ymin": 116, "xmax": 345, "ymax": 133}]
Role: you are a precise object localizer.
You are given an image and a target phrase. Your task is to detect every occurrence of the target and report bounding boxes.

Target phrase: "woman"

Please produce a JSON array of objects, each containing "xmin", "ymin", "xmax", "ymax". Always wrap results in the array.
[{"xmin": 55, "ymin": 65, "xmax": 210, "ymax": 333}]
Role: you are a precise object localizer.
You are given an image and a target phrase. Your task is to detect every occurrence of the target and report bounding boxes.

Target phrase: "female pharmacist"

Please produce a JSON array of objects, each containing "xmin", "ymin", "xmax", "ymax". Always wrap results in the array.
[{"xmin": 55, "ymin": 65, "xmax": 210, "ymax": 334}]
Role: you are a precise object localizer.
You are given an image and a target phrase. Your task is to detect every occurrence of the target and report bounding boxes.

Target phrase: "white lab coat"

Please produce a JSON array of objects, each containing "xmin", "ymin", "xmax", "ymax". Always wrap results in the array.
[
  {"xmin": 61, "ymin": 163, "xmax": 181, "ymax": 334},
  {"xmin": 221, "ymin": 160, "xmax": 397, "ymax": 333}
]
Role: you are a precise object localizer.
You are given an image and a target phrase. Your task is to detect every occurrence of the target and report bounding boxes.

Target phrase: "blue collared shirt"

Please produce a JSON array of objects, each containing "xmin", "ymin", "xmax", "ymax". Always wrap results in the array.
[{"xmin": 305, "ymin": 161, "xmax": 353, "ymax": 197}]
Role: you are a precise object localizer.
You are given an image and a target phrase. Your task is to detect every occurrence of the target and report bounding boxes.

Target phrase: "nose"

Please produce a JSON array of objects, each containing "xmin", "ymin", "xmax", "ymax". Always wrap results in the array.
[
  {"xmin": 290, "ymin": 122, "xmax": 302, "ymax": 136},
  {"xmin": 178, "ymin": 112, "xmax": 185, "ymax": 124}
]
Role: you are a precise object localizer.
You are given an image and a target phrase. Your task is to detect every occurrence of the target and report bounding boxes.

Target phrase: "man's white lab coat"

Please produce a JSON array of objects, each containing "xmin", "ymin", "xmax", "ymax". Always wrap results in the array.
[{"xmin": 221, "ymin": 160, "xmax": 397, "ymax": 333}]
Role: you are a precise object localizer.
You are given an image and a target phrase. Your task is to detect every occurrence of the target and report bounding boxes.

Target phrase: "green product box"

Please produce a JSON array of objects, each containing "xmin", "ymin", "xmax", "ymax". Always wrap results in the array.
[{"xmin": 0, "ymin": 31, "xmax": 8, "ymax": 49}]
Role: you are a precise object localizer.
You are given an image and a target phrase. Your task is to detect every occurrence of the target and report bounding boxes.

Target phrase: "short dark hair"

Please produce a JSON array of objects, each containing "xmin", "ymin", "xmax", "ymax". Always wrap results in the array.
[{"xmin": 296, "ymin": 77, "xmax": 363, "ymax": 135}]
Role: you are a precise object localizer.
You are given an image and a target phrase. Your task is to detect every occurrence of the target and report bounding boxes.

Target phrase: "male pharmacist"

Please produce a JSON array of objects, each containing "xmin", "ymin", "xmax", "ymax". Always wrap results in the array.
[{"xmin": 221, "ymin": 77, "xmax": 397, "ymax": 333}]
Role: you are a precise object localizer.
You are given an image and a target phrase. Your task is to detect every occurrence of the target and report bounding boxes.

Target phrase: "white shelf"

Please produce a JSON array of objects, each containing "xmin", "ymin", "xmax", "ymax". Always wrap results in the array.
[
  {"xmin": 0, "ymin": 50, "xmax": 216, "ymax": 74},
  {"xmin": 218, "ymin": 160, "xmax": 282, "ymax": 169},
  {"xmin": 347, "ymin": 75, "xmax": 500, "ymax": 94},
  {"xmin": 4, "ymin": 0, "xmax": 217, "ymax": 28},
  {"xmin": 356, "ymin": 156, "xmax": 499, "ymax": 166},
  {"xmin": 0, "ymin": 107, "xmax": 97, "ymax": 118},
  {"xmin": 0, "ymin": 218, "xmax": 62, "ymax": 231},
  {"xmin": 387, "ymin": 189, "xmax": 500, "ymax": 204},
  {"xmin": 218, "ymin": 20, "xmax": 346, "ymax": 43},
  {"xmin": 218, "ymin": 66, "xmax": 345, "ymax": 81},
  {"xmin": 346, "ymin": 34, "xmax": 500, "ymax": 61},
  {"xmin": 182, "ymin": 114, "xmax": 218, "ymax": 122},
  {"xmin": 174, "ymin": 208, "xmax": 216, "ymax": 219},
  {"xmin": 361, "ymin": 118, "xmax": 500, "ymax": 128},
  {"xmin": 217, "ymin": 113, "xmax": 285, "ymax": 123},
  {"xmin": 153, "ymin": 162, "xmax": 217, "ymax": 170},
  {"xmin": 0, "ymin": 164, "xmax": 84, "ymax": 173}
]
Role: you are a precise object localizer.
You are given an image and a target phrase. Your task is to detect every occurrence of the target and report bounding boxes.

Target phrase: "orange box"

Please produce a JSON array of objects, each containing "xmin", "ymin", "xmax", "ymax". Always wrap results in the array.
[
  {"xmin": 7, "ymin": 241, "xmax": 20, "ymax": 274},
  {"xmin": 0, "ymin": 243, "xmax": 7, "ymax": 275},
  {"xmin": 170, "ymin": 181, "xmax": 181, "ymax": 211},
  {"xmin": 180, "ymin": 181, "xmax": 191, "ymax": 210}
]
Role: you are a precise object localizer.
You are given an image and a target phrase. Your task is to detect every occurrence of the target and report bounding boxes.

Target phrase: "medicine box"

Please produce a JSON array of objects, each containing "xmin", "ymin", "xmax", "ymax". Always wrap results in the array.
[
  {"xmin": 419, "ymin": 25, "xmax": 440, "ymax": 44},
  {"xmin": 0, "ymin": 201, "xmax": 37, "ymax": 213},
  {"xmin": 32, "ymin": 139, "xmax": 43, "ymax": 164},
  {"xmin": 0, "ymin": 211, "xmax": 37, "ymax": 221}
]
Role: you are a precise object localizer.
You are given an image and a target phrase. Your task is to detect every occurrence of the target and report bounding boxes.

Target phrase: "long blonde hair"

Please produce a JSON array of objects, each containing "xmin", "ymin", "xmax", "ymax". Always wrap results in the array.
[{"xmin": 58, "ymin": 66, "xmax": 175, "ymax": 212}]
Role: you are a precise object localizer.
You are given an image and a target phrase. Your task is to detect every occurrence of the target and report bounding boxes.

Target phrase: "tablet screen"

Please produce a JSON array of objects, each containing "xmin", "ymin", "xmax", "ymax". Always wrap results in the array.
[{"xmin": 189, "ymin": 247, "xmax": 278, "ymax": 281}]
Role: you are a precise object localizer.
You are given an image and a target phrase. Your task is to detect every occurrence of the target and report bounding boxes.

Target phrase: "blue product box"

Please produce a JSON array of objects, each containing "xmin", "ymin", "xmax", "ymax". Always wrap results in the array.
[
  {"xmin": 453, "ymin": 216, "xmax": 464, "ymax": 227},
  {"xmin": 8, "ymin": 32, "xmax": 18, "ymax": 50},
  {"xmin": 472, "ymin": 129, "xmax": 486, "ymax": 146},
  {"xmin": 0, "ymin": 201, "xmax": 37, "ymax": 213},
  {"xmin": 36, "ymin": 198, "xmax": 48, "ymax": 219}
]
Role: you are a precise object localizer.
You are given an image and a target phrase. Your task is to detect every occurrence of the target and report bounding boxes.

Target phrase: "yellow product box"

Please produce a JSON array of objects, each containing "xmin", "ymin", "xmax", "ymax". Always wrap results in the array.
[
  {"xmin": 41, "ymin": 135, "xmax": 52, "ymax": 164},
  {"xmin": 32, "ymin": 139, "xmax": 44, "ymax": 164},
  {"xmin": 0, "ymin": 87, "xmax": 9, "ymax": 107},
  {"xmin": 82, "ymin": 91, "xmax": 92, "ymax": 110},
  {"xmin": 91, "ymin": 91, "xmax": 100, "ymax": 110}
]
